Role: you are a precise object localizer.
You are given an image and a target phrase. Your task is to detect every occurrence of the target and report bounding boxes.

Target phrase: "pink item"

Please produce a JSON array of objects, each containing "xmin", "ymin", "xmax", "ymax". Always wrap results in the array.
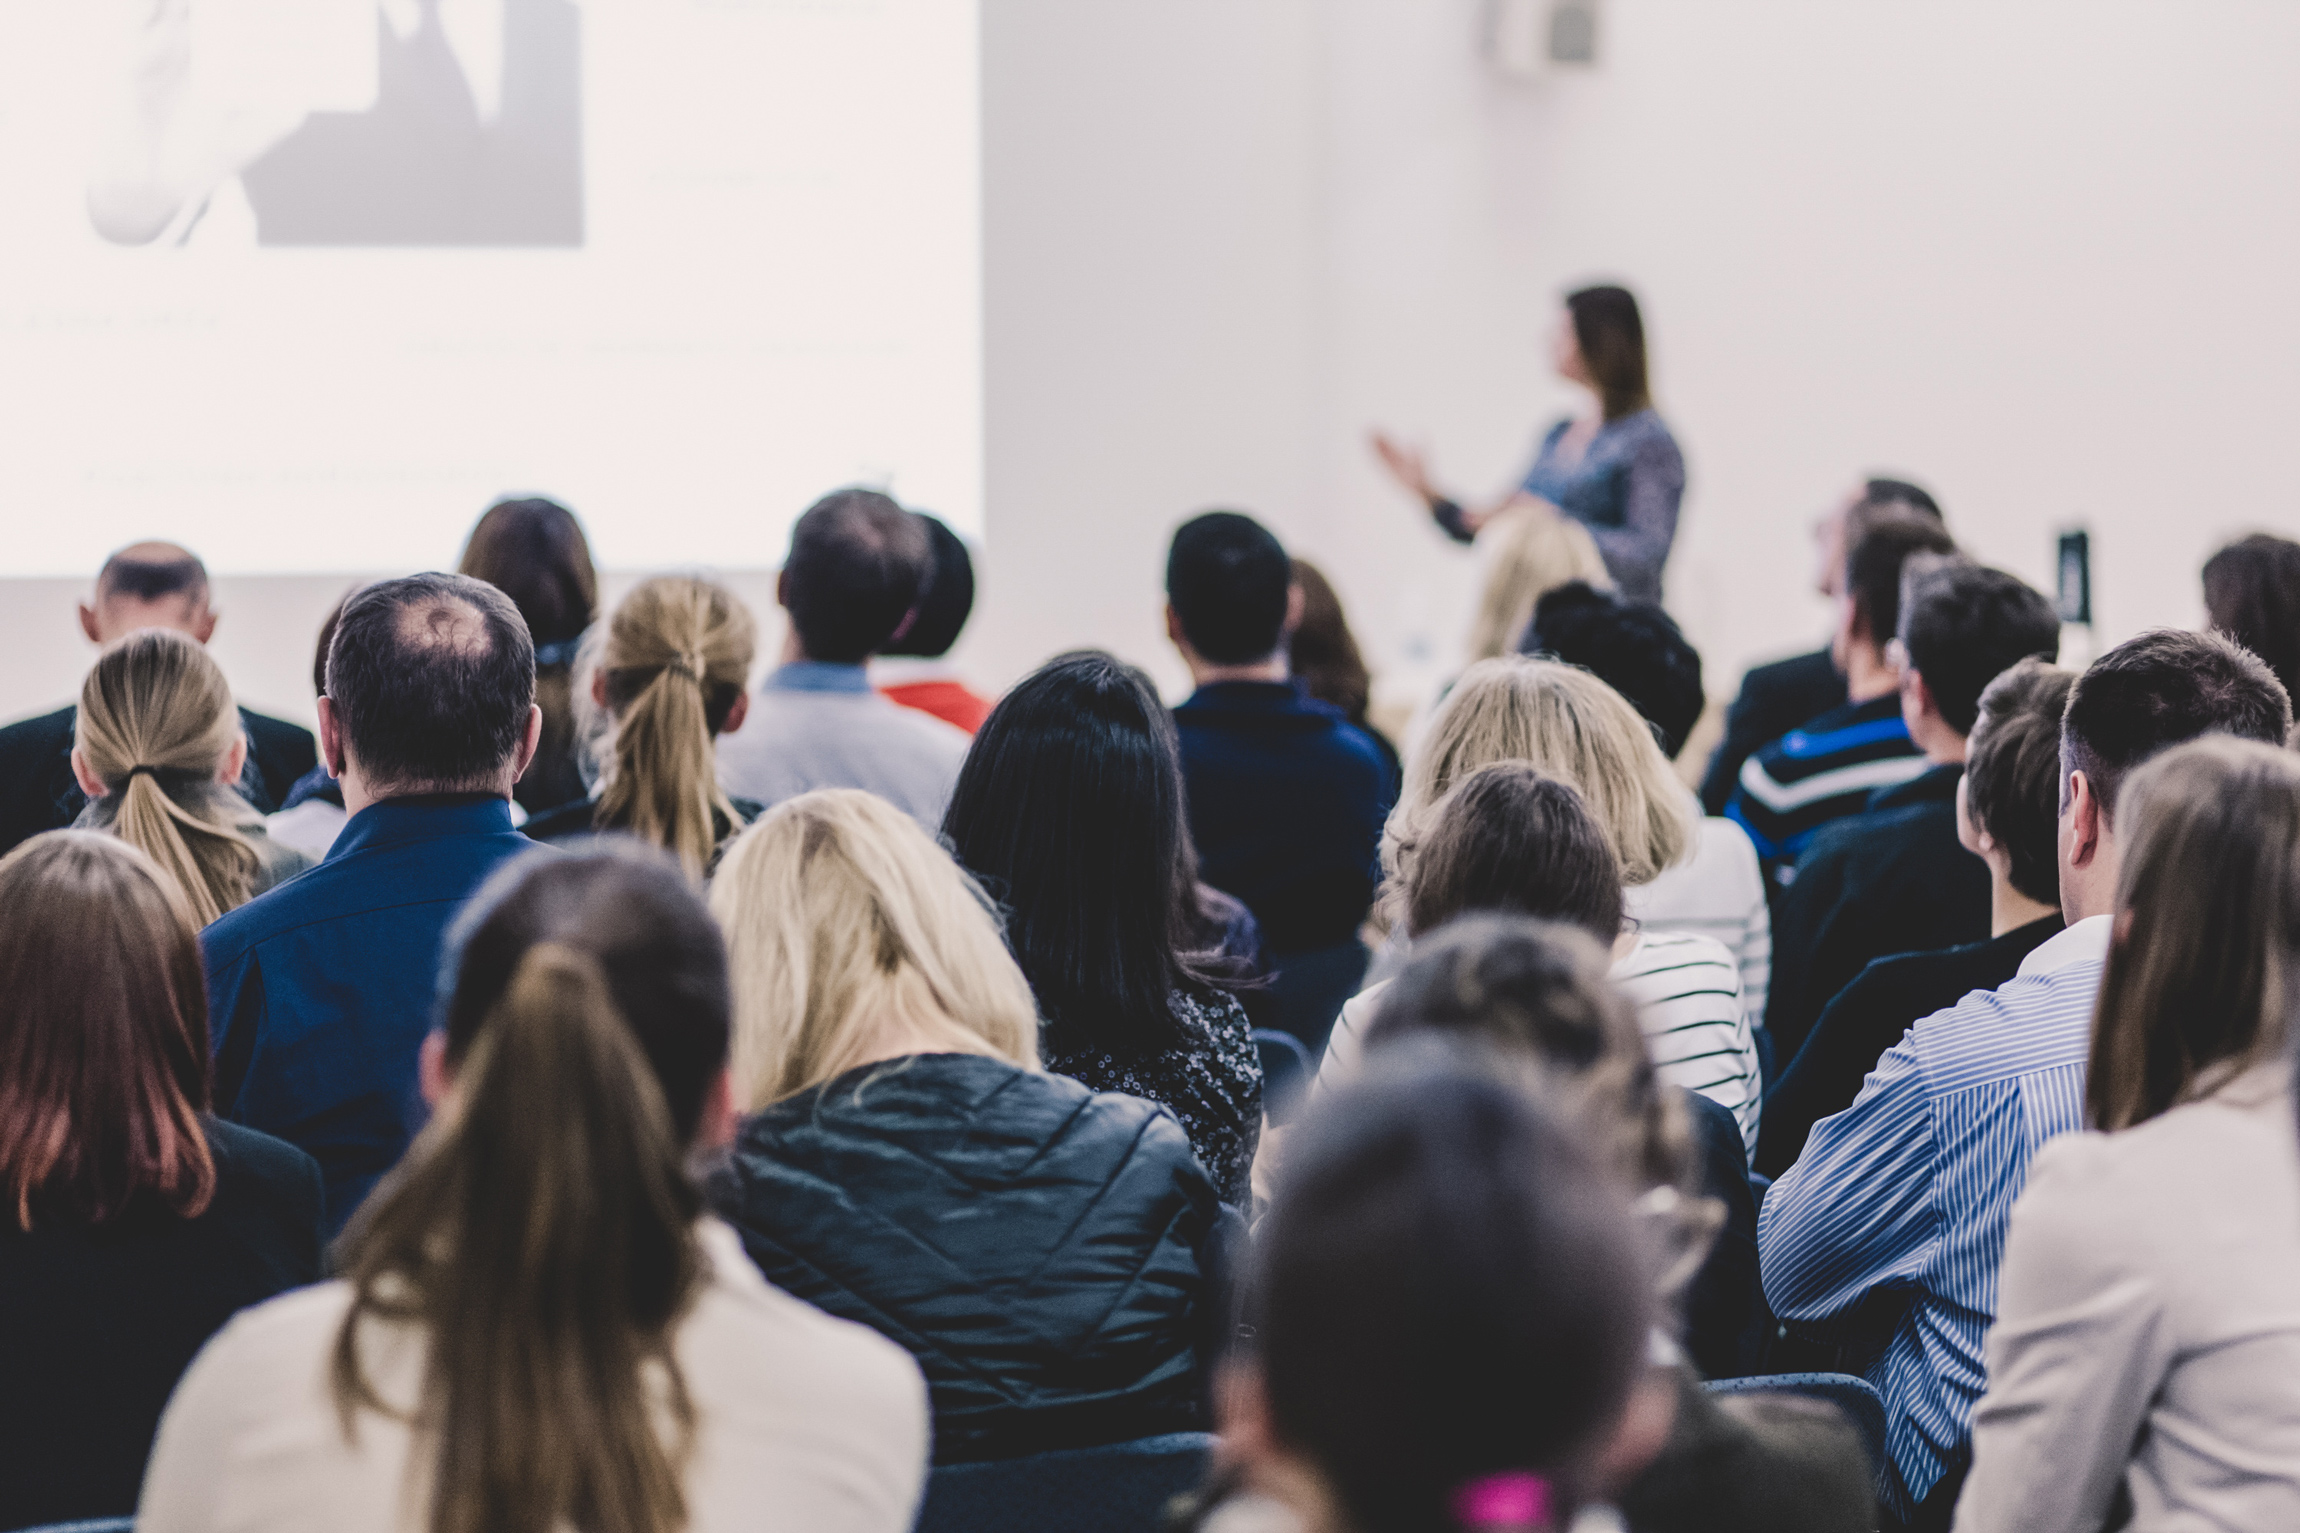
[{"xmin": 1450, "ymin": 1470, "xmax": 1553, "ymax": 1528}]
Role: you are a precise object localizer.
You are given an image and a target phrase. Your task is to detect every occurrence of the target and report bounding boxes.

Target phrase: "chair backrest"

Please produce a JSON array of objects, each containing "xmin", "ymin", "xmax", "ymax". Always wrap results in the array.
[
  {"xmin": 1707, "ymin": 1371, "xmax": 1888, "ymax": 1485},
  {"xmin": 12, "ymin": 1521, "xmax": 137, "ymax": 1533},
  {"xmin": 912, "ymin": 1431, "xmax": 1216, "ymax": 1533},
  {"xmin": 1252, "ymin": 1028, "xmax": 1315, "ymax": 1125}
]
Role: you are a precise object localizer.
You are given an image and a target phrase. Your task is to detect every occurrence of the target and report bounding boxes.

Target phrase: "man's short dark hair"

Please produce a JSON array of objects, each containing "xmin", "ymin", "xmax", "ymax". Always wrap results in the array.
[
  {"xmin": 1965, "ymin": 659, "xmax": 2075, "ymax": 907},
  {"xmin": 782, "ymin": 489, "xmax": 930, "ymax": 664},
  {"xmin": 1897, "ymin": 561, "xmax": 2061, "ymax": 736},
  {"xmin": 1845, "ymin": 513, "xmax": 1957, "ymax": 647},
  {"xmin": 326, "ymin": 573, "xmax": 535, "ymax": 791},
  {"xmin": 1520, "ymin": 581, "xmax": 1704, "ymax": 760},
  {"xmin": 1166, "ymin": 511, "xmax": 1292, "ymax": 665},
  {"xmin": 1861, "ymin": 477, "xmax": 1942, "ymax": 521},
  {"xmin": 97, "ymin": 547, "xmax": 208, "ymax": 606},
  {"xmin": 2062, "ymin": 628, "xmax": 2292, "ymax": 821},
  {"xmin": 878, "ymin": 514, "xmax": 974, "ymax": 660}
]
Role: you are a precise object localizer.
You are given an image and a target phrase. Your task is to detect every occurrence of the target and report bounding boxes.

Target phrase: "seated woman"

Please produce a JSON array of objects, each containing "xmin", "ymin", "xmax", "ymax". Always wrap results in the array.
[
  {"xmin": 707, "ymin": 790, "xmax": 1224, "ymax": 1463},
  {"xmin": 138, "ymin": 845, "xmax": 929, "ymax": 1533},
  {"xmin": 524, "ymin": 576, "xmax": 761, "ymax": 877},
  {"xmin": 943, "ymin": 651, "xmax": 1262, "ymax": 1203},
  {"xmin": 0, "ymin": 833, "xmax": 322, "ymax": 1530},
  {"xmin": 1367, "ymin": 658, "xmax": 1761, "ymax": 1151},
  {"xmin": 1957, "ymin": 738, "xmax": 2300, "ymax": 1533},
  {"xmin": 73, "ymin": 628, "xmax": 310, "ymax": 924}
]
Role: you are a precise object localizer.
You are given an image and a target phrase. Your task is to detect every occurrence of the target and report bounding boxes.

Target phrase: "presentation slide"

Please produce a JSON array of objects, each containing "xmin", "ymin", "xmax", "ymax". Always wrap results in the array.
[{"xmin": 0, "ymin": 0, "xmax": 982, "ymax": 577}]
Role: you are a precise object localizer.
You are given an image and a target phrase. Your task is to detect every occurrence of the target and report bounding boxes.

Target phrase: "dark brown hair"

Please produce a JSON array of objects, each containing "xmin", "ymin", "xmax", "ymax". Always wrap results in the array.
[
  {"xmin": 2060, "ymin": 628, "xmax": 2291, "ymax": 822},
  {"xmin": 781, "ymin": 488, "xmax": 930, "ymax": 664},
  {"xmin": 333, "ymin": 846, "xmax": 728, "ymax": 1533},
  {"xmin": 1566, "ymin": 285, "xmax": 1651, "ymax": 422},
  {"xmin": 1962, "ymin": 659, "xmax": 2075, "ymax": 908},
  {"xmin": 2203, "ymin": 533, "xmax": 2300, "ymax": 705},
  {"xmin": 1404, "ymin": 762, "xmax": 1624, "ymax": 943},
  {"xmin": 0, "ymin": 833, "xmax": 215, "ymax": 1229},
  {"xmin": 458, "ymin": 497, "xmax": 598, "ymax": 648},
  {"xmin": 1288, "ymin": 559, "xmax": 1372, "ymax": 724},
  {"xmin": 1843, "ymin": 513, "xmax": 1956, "ymax": 647},
  {"xmin": 2088, "ymin": 738, "xmax": 2300, "ymax": 1131}
]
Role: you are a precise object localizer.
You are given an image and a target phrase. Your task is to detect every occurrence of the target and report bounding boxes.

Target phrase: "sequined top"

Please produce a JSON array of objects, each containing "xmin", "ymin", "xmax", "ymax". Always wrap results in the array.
[{"xmin": 1044, "ymin": 990, "xmax": 1263, "ymax": 1206}]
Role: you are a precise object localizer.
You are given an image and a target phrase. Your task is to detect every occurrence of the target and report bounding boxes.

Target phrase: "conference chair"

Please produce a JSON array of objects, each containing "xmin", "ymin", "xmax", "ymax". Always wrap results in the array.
[
  {"xmin": 1251, "ymin": 1028, "xmax": 1315, "ymax": 1125},
  {"xmin": 911, "ymin": 1431, "xmax": 1215, "ymax": 1533},
  {"xmin": 11, "ymin": 1521, "xmax": 135, "ymax": 1533},
  {"xmin": 1707, "ymin": 1371, "xmax": 1888, "ymax": 1484}
]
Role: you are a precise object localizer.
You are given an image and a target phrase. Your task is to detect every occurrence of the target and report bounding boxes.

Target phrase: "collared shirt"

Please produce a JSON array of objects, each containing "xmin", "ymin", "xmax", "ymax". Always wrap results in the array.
[
  {"xmin": 1725, "ymin": 693, "xmax": 1927, "ymax": 870},
  {"xmin": 201, "ymin": 795, "xmax": 543, "ymax": 1234},
  {"xmin": 715, "ymin": 661, "xmax": 973, "ymax": 832},
  {"xmin": 1758, "ymin": 913, "xmax": 2112, "ymax": 1518}
]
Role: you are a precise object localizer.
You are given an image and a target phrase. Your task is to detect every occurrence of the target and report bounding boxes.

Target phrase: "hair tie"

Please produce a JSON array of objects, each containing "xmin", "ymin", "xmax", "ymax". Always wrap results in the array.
[
  {"xmin": 125, "ymin": 763, "xmax": 163, "ymax": 781},
  {"xmin": 663, "ymin": 654, "xmax": 705, "ymax": 684},
  {"xmin": 1452, "ymin": 1472, "xmax": 1552, "ymax": 1529}
]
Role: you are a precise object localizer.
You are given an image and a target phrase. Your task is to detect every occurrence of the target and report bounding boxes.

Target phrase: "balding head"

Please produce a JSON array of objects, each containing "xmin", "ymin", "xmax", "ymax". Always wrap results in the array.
[{"xmin": 81, "ymin": 541, "xmax": 215, "ymax": 646}]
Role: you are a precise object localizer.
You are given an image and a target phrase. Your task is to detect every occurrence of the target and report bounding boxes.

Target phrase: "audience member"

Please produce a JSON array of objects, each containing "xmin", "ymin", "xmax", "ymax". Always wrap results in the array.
[
  {"xmin": 0, "ymin": 834, "xmax": 321, "ymax": 1530},
  {"xmin": 705, "ymin": 790, "xmax": 1222, "ymax": 1462},
  {"xmin": 1288, "ymin": 559, "xmax": 1403, "ymax": 781},
  {"xmin": 140, "ymin": 844, "xmax": 929, "ymax": 1533},
  {"xmin": 264, "ymin": 591, "xmax": 355, "ymax": 860},
  {"xmin": 1756, "ymin": 660, "xmax": 2072, "ymax": 1178},
  {"xmin": 1954, "ymin": 738, "xmax": 2300, "ymax": 1533},
  {"xmin": 1214, "ymin": 1052, "xmax": 1656, "ymax": 1533},
  {"xmin": 1726, "ymin": 511, "xmax": 1958, "ymax": 871},
  {"xmin": 1357, "ymin": 661, "xmax": 1761, "ymax": 1149},
  {"xmin": 1763, "ymin": 560, "xmax": 2061, "ymax": 1060},
  {"xmin": 457, "ymin": 496, "xmax": 598, "ymax": 814},
  {"xmin": 943, "ymin": 652, "xmax": 1263, "ymax": 1203},
  {"xmin": 202, "ymin": 573, "xmax": 544, "ymax": 1233},
  {"xmin": 72, "ymin": 629, "xmax": 311, "ymax": 925},
  {"xmin": 1524, "ymin": 581, "xmax": 1773, "ymax": 1027},
  {"xmin": 1759, "ymin": 629, "xmax": 2291, "ymax": 1528},
  {"xmin": 1167, "ymin": 512, "xmax": 1396, "ymax": 1050},
  {"xmin": 1700, "ymin": 478, "xmax": 1944, "ymax": 813},
  {"xmin": 1465, "ymin": 500, "xmax": 1611, "ymax": 663},
  {"xmin": 524, "ymin": 576, "xmax": 761, "ymax": 876},
  {"xmin": 2202, "ymin": 531, "xmax": 2300, "ymax": 704},
  {"xmin": 1362, "ymin": 914, "xmax": 1763, "ymax": 1383},
  {"xmin": 715, "ymin": 489, "xmax": 972, "ymax": 829},
  {"xmin": 874, "ymin": 512, "xmax": 997, "ymax": 733},
  {"xmin": 0, "ymin": 542, "xmax": 317, "ymax": 857}
]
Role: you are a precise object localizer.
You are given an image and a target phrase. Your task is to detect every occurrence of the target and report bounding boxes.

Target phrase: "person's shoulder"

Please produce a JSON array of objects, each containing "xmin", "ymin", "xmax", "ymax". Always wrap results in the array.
[
  {"xmin": 1906, "ymin": 956, "xmax": 2102, "ymax": 1092},
  {"xmin": 521, "ymin": 797, "xmax": 600, "ymax": 842},
  {"xmin": 1621, "ymin": 928, "xmax": 1739, "ymax": 979},
  {"xmin": 0, "ymin": 702, "xmax": 75, "ymax": 752},
  {"xmin": 694, "ymin": 1218, "xmax": 925, "ymax": 1390},
  {"xmin": 195, "ymin": 1276, "xmax": 356, "ymax": 1373},
  {"xmin": 207, "ymin": 1116, "xmax": 322, "ymax": 1188}
]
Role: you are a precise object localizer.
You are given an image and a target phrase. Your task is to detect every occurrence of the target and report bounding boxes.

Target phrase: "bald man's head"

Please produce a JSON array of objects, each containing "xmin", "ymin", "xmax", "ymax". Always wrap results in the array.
[{"xmin": 81, "ymin": 542, "xmax": 215, "ymax": 646}]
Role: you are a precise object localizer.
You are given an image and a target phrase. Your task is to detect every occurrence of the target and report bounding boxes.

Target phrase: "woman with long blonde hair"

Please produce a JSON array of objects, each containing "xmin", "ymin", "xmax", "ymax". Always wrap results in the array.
[
  {"xmin": 72, "ymin": 629, "xmax": 309, "ymax": 926},
  {"xmin": 525, "ymin": 576, "xmax": 759, "ymax": 877},
  {"xmin": 705, "ymin": 790, "xmax": 1223, "ymax": 1464}
]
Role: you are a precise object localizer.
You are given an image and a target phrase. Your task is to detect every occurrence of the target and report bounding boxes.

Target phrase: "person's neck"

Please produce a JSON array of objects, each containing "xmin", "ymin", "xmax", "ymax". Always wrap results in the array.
[
  {"xmin": 1912, "ymin": 720, "xmax": 1968, "ymax": 767},
  {"xmin": 340, "ymin": 770, "xmax": 509, "ymax": 819},
  {"xmin": 1190, "ymin": 655, "xmax": 1289, "ymax": 688},
  {"xmin": 1843, "ymin": 644, "xmax": 1899, "ymax": 704},
  {"xmin": 1990, "ymin": 875, "xmax": 2059, "ymax": 939}
]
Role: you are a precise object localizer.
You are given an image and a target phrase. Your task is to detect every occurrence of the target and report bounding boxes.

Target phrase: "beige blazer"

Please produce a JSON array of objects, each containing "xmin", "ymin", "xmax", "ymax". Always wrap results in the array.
[{"xmin": 1955, "ymin": 1060, "xmax": 2300, "ymax": 1533}]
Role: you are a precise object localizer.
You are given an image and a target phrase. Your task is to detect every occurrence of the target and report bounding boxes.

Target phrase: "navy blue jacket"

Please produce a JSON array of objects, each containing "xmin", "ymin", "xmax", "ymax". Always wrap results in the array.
[
  {"xmin": 1172, "ymin": 682, "xmax": 1395, "ymax": 957},
  {"xmin": 202, "ymin": 795, "xmax": 545, "ymax": 1233}
]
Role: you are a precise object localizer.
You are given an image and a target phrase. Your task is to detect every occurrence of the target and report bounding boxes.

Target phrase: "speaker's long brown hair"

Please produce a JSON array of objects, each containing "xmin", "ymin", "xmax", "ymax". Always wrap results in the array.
[
  {"xmin": 332, "ymin": 941, "xmax": 705, "ymax": 1533},
  {"xmin": 2088, "ymin": 737, "xmax": 2300, "ymax": 1131}
]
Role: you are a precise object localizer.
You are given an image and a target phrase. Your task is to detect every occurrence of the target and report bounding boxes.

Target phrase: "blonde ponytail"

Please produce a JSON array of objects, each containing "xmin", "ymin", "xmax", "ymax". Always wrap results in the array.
[
  {"xmin": 334, "ymin": 942, "xmax": 704, "ymax": 1533},
  {"xmin": 75, "ymin": 630, "xmax": 261, "ymax": 927},
  {"xmin": 596, "ymin": 579, "xmax": 756, "ymax": 877}
]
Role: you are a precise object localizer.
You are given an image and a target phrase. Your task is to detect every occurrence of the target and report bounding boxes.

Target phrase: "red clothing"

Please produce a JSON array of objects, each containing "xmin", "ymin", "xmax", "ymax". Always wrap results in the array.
[{"xmin": 880, "ymin": 679, "xmax": 995, "ymax": 735}]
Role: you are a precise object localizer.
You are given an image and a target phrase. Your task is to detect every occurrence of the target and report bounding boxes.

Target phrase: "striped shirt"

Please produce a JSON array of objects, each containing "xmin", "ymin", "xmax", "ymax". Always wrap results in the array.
[
  {"xmin": 1725, "ymin": 694, "xmax": 1926, "ymax": 869},
  {"xmin": 1757, "ymin": 915, "xmax": 2111, "ymax": 1519},
  {"xmin": 1318, "ymin": 929, "xmax": 1761, "ymax": 1156},
  {"xmin": 1628, "ymin": 814, "xmax": 1773, "ymax": 1032}
]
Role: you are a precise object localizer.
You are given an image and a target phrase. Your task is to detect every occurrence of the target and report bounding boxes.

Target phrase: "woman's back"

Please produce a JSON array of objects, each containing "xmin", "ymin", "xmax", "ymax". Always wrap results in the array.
[
  {"xmin": 1043, "ymin": 989, "xmax": 1260, "ymax": 1204},
  {"xmin": 138, "ymin": 1220, "xmax": 926, "ymax": 1533},
  {"xmin": 710, "ymin": 1053, "xmax": 1221, "ymax": 1464}
]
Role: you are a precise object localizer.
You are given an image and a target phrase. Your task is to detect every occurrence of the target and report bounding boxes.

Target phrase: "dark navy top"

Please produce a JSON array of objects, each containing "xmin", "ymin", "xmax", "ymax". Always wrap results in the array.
[
  {"xmin": 1518, "ymin": 408, "xmax": 1687, "ymax": 605},
  {"xmin": 201, "ymin": 795, "xmax": 546, "ymax": 1234}
]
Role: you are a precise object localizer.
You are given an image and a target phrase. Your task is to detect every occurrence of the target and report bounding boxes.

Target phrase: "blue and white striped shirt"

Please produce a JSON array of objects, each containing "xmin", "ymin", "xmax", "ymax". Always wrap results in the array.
[{"xmin": 1757, "ymin": 915, "xmax": 2111, "ymax": 1518}]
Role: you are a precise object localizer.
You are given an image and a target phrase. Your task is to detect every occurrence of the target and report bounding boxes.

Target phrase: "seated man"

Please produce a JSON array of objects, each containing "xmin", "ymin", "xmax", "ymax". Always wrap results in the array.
[
  {"xmin": 1726, "ymin": 511, "xmax": 1956, "ymax": 876},
  {"xmin": 1763, "ymin": 559, "xmax": 2062, "ymax": 1060},
  {"xmin": 1166, "ymin": 512, "xmax": 1395, "ymax": 1051},
  {"xmin": 0, "ymin": 543, "xmax": 316, "ymax": 856},
  {"xmin": 204, "ymin": 573, "xmax": 545, "ymax": 1234},
  {"xmin": 1700, "ymin": 478, "xmax": 1944, "ymax": 814},
  {"xmin": 1755, "ymin": 658, "xmax": 2072, "ymax": 1179},
  {"xmin": 716, "ymin": 490, "xmax": 971, "ymax": 829},
  {"xmin": 873, "ymin": 513, "xmax": 997, "ymax": 734},
  {"xmin": 1758, "ymin": 629, "xmax": 2290, "ymax": 1528}
]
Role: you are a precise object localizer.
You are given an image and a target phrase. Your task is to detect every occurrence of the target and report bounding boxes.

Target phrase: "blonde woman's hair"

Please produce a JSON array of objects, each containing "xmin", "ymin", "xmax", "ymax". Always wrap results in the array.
[
  {"xmin": 1388, "ymin": 658, "xmax": 1693, "ymax": 910},
  {"xmin": 75, "ymin": 629, "xmax": 261, "ymax": 927},
  {"xmin": 596, "ymin": 577, "xmax": 757, "ymax": 878},
  {"xmin": 709, "ymin": 790, "xmax": 1042, "ymax": 1109},
  {"xmin": 1466, "ymin": 504, "xmax": 1611, "ymax": 662}
]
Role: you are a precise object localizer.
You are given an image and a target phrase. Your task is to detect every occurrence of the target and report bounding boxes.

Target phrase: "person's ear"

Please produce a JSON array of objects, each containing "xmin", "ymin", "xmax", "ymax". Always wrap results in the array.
[
  {"xmin": 590, "ymin": 667, "xmax": 608, "ymax": 709},
  {"xmin": 77, "ymin": 602, "xmax": 104, "ymax": 646},
  {"xmin": 1164, "ymin": 603, "xmax": 1185, "ymax": 649},
  {"xmin": 510, "ymin": 703, "xmax": 543, "ymax": 782},
  {"xmin": 2064, "ymin": 769, "xmax": 2104, "ymax": 870},
  {"xmin": 719, "ymin": 689, "xmax": 750, "ymax": 737},
  {"xmin": 69, "ymin": 746, "xmax": 107, "ymax": 801},
  {"xmin": 1282, "ymin": 582, "xmax": 1306, "ymax": 639},
  {"xmin": 218, "ymin": 731, "xmax": 248, "ymax": 787},
  {"xmin": 695, "ymin": 1067, "xmax": 740, "ymax": 1152},
  {"xmin": 316, "ymin": 696, "xmax": 350, "ymax": 778},
  {"xmin": 418, "ymin": 1030, "xmax": 453, "ymax": 1109},
  {"xmin": 189, "ymin": 604, "xmax": 218, "ymax": 645},
  {"xmin": 775, "ymin": 568, "xmax": 790, "ymax": 611}
]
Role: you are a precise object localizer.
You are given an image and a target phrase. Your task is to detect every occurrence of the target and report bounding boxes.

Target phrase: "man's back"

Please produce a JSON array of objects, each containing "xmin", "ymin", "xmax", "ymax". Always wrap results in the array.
[
  {"xmin": 1172, "ymin": 681, "xmax": 1394, "ymax": 958},
  {"xmin": 1726, "ymin": 692, "xmax": 1926, "ymax": 871},
  {"xmin": 1700, "ymin": 648, "xmax": 1848, "ymax": 815},
  {"xmin": 203, "ymin": 796, "xmax": 541, "ymax": 1234},
  {"xmin": 716, "ymin": 663, "xmax": 972, "ymax": 831}
]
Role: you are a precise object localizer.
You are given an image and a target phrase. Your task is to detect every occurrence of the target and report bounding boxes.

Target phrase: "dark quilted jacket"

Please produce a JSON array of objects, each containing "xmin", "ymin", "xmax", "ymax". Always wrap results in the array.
[{"xmin": 707, "ymin": 1053, "xmax": 1222, "ymax": 1464}]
